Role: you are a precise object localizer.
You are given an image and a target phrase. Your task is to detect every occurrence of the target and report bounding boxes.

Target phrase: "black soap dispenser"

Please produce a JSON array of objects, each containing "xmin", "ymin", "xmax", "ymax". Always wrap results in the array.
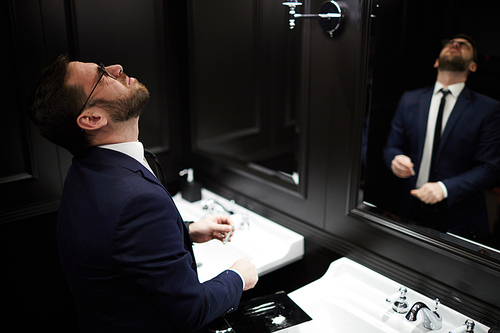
[{"xmin": 179, "ymin": 168, "xmax": 202, "ymax": 202}]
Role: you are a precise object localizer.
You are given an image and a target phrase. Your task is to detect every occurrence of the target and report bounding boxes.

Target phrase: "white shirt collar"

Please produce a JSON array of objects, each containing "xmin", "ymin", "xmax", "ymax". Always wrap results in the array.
[
  {"xmin": 98, "ymin": 141, "xmax": 146, "ymax": 166},
  {"xmin": 433, "ymin": 81, "xmax": 465, "ymax": 98}
]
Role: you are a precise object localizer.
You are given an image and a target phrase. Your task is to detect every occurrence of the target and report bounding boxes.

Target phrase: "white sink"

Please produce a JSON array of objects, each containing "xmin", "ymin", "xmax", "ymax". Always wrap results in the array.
[
  {"xmin": 282, "ymin": 258, "xmax": 490, "ymax": 333},
  {"xmin": 173, "ymin": 189, "xmax": 304, "ymax": 283}
]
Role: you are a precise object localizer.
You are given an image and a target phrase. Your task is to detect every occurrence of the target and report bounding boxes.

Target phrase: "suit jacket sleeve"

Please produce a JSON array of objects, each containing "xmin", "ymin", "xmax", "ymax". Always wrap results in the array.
[
  {"xmin": 383, "ymin": 91, "xmax": 415, "ymax": 169},
  {"xmin": 111, "ymin": 189, "xmax": 242, "ymax": 332},
  {"xmin": 441, "ymin": 99, "xmax": 500, "ymax": 206}
]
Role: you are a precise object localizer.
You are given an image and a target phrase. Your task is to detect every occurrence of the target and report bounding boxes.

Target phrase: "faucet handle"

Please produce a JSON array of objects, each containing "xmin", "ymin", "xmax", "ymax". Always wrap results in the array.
[
  {"xmin": 386, "ymin": 286, "xmax": 409, "ymax": 314},
  {"xmin": 449, "ymin": 319, "xmax": 475, "ymax": 333},
  {"xmin": 465, "ymin": 319, "xmax": 475, "ymax": 333},
  {"xmin": 434, "ymin": 298, "xmax": 440, "ymax": 312},
  {"xmin": 386, "ymin": 286, "xmax": 407, "ymax": 302}
]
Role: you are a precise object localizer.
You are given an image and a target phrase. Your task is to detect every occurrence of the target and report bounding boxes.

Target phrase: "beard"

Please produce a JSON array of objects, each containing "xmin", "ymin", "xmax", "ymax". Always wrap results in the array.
[
  {"xmin": 438, "ymin": 54, "xmax": 471, "ymax": 72},
  {"xmin": 92, "ymin": 76, "xmax": 150, "ymax": 122}
]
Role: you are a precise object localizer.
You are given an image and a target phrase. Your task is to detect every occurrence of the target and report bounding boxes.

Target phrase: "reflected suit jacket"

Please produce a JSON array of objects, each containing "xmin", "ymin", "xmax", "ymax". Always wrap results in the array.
[
  {"xmin": 58, "ymin": 147, "xmax": 242, "ymax": 333},
  {"xmin": 383, "ymin": 86, "xmax": 500, "ymax": 237}
]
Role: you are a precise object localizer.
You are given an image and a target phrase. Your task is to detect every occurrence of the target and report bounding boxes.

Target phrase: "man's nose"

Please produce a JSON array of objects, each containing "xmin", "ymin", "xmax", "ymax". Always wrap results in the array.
[{"xmin": 106, "ymin": 65, "xmax": 123, "ymax": 78}]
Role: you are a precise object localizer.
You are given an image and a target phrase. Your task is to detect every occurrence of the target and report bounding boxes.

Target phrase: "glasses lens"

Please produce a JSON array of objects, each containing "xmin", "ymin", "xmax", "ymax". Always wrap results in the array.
[
  {"xmin": 98, "ymin": 63, "xmax": 118, "ymax": 80},
  {"xmin": 458, "ymin": 41, "xmax": 471, "ymax": 50},
  {"xmin": 443, "ymin": 39, "xmax": 471, "ymax": 50},
  {"xmin": 97, "ymin": 64, "xmax": 105, "ymax": 75}
]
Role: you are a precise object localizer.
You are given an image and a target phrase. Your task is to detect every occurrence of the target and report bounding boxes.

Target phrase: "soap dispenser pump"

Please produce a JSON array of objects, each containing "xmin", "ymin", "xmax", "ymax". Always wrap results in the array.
[{"xmin": 179, "ymin": 168, "xmax": 202, "ymax": 202}]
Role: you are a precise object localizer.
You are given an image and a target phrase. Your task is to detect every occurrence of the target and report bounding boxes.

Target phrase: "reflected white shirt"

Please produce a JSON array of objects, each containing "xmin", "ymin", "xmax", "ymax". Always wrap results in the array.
[{"xmin": 416, "ymin": 81, "xmax": 465, "ymax": 197}]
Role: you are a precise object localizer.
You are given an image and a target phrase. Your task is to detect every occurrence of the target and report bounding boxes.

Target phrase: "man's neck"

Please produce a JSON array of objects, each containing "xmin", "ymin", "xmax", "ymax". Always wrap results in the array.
[
  {"xmin": 87, "ymin": 118, "xmax": 140, "ymax": 146},
  {"xmin": 436, "ymin": 70, "xmax": 468, "ymax": 87}
]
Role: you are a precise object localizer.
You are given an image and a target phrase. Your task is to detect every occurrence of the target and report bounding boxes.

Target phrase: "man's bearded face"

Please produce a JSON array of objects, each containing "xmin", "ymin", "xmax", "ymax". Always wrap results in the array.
[
  {"xmin": 92, "ymin": 73, "xmax": 150, "ymax": 122},
  {"xmin": 438, "ymin": 53, "xmax": 471, "ymax": 72}
]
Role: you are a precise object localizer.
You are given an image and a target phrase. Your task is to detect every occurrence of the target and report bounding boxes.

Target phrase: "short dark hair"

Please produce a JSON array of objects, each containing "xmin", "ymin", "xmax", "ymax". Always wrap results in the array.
[{"xmin": 29, "ymin": 54, "xmax": 89, "ymax": 156}]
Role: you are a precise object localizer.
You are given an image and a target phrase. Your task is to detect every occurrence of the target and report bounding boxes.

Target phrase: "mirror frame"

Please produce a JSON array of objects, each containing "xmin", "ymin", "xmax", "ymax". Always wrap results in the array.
[{"xmin": 347, "ymin": 0, "xmax": 500, "ymax": 272}]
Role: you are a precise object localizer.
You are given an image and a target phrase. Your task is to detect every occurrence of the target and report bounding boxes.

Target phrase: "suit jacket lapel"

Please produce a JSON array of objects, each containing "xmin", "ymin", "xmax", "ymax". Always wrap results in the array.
[
  {"xmin": 440, "ymin": 86, "xmax": 473, "ymax": 146},
  {"xmin": 85, "ymin": 147, "xmax": 166, "ymax": 191}
]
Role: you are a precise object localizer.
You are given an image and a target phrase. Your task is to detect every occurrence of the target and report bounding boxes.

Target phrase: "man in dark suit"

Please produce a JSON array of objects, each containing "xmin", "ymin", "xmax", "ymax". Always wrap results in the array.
[
  {"xmin": 29, "ymin": 55, "xmax": 258, "ymax": 332},
  {"xmin": 383, "ymin": 34, "xmax": 500, "ymax": 240}
]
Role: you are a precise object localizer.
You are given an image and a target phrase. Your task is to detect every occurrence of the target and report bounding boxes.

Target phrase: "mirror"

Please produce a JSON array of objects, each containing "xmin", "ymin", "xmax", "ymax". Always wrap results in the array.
[
  {"xmin": 189, "ymin": 0, "xmax": 302, "ymax": 189},
  {"xmin": 359, "ymin": 0, "xmax": 500, "ymax": 260}
]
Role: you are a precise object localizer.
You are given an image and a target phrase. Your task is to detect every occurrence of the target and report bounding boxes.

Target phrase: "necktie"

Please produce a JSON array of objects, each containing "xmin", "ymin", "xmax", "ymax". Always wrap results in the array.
[
  {"xmin": 429, "ymin": 88, "xmax": 450, "ymax": 182},
  {"xmin": 144, "ymin": 148, "xmax": 167, "ymax": 187}
]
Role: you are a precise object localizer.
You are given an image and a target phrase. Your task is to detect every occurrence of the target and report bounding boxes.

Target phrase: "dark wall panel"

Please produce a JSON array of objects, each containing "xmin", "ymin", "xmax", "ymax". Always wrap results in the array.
[{"xmin": 0, "ymin": 0, "xmax": 67, "ymax": 221}]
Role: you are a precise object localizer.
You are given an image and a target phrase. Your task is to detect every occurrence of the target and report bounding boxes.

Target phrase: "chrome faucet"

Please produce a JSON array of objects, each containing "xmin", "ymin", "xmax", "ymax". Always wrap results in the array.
[
  {"xmin": 405, "ymin": 298, "xmax": 442, "ymax": 330},
  {"xmin": 386, "ymin": 286, "xmax": 409, "ymax": 314},
  {"xmin": 202, "ymin": 198, "xmax": 234, "ymax": 215},
  {"xmin": 449, "ymin": 319, "xmax": 475, "ymax": 333}
]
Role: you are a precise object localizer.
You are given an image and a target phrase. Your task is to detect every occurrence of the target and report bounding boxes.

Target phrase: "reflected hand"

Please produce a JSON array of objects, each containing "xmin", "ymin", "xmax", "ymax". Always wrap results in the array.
[
  {"xmin": 411, "ymin": 183, "xmax": 444, "ymax": 205},
  {"xmin": 391, "ymin": 155, "xmax": 415, "ymax": 178},
  {"xmin": 188, "ymin": 215, "xmax": 234, "ymax": 244}
]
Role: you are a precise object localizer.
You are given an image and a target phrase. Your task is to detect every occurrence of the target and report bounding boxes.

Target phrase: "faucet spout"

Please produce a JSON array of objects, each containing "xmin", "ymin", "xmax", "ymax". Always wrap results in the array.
[
  {"xmin": 202, "ymin": 199, "xmax": 234, "ymax": 215},
  {"xmin": 405, "ymin": 301, "xmax": 442, "ymax": 330}
]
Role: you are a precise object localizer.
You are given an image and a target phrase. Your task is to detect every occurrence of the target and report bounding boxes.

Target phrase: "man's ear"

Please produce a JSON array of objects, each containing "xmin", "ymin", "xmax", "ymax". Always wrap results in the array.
[
  {"xmin": 433, "ymin": 58, "xmax": 439, "ymax": 68},
  {"xmin": 77, "ymin": 109, "xmax": 108, "ymax": 131},
  {"xmin": 468, "ymin": 60, "xmax": 477, "ymax": 73}
]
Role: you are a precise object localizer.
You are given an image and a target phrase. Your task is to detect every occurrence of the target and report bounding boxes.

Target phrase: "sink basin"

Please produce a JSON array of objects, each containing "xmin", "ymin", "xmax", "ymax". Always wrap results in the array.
[
  {"xmin": 172, "ymin": 189, "xmax": 304, "ymax": 282},
  {"xmin": 293, "ymin": 300, "xmax": 401, "ymax": 333},
  {"xmin": 281, "ymin": 258, "xmax": 490, "ymax": 333}
]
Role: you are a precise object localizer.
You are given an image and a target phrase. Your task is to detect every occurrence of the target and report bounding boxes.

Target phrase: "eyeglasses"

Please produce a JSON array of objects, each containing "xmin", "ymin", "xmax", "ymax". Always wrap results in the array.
[
  {"xmin": 442, "ymin": 39, "xmax": 472, "ymax": 50},
  {"xmin": 79, "ymin": 62, "xmax": 117, "ymax": 114}
]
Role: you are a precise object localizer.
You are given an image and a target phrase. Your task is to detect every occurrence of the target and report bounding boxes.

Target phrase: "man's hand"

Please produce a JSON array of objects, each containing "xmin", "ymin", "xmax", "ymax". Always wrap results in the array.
[
  {"xmin": 391, "ymin": 154, "xmax": 415, "ymax": 178},
  {"xmin": 411, "ymin": 182, "xmax": 445, "ymax": 204},
  {"xmin": 230, "ymin": 258, "xmax": 258, "ymax": 291},
  {"xmin": 189, "ymin": 215, "xmax": 235, "ymax": 244}
]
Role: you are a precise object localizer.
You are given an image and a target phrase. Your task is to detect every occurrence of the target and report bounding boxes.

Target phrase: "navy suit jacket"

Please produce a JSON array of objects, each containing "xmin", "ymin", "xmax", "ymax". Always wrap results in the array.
[
  {"xmin": 383, "ymin": 86, "xmax": 500, "ymax": 237},
  {"xmin": 58, "ymin": 147, "xmax": 242, "ymax": 333}
]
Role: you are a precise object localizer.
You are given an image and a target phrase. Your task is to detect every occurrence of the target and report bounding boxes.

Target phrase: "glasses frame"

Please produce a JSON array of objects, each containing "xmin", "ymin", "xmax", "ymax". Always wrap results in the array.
[
  {"xmin": 442, "ymin": 39, "xmax": 472, "ymax": 51},
  {"xmin": 79, "ymin": 62, "xmax": 117, "ymax": 114}
]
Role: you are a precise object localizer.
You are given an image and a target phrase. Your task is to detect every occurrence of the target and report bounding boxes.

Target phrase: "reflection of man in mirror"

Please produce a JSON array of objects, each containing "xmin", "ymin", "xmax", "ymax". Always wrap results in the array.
[{"xmin": 383, "ymin": 34, "xmax": 500, "ymax": 240}]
